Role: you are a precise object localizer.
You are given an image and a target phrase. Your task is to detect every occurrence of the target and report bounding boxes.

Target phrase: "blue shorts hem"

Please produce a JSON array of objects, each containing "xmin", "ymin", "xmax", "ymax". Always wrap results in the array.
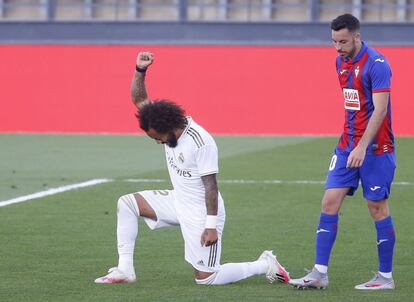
[{"xmin": 325, "ymin": 185, "xmax": 357, "ymax": 196}]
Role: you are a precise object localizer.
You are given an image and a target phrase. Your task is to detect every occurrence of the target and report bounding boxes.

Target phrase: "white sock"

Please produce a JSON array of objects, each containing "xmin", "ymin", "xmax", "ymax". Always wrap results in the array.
[
  {"xmin": 116, "ymin": 194, "xmax": 140, "ymax": 276},
  {"xmin": 314, "ymin": 264, "xmax": 328, "ymax": 274},
  {"xmin": 210, "ymin": 260, "xmax": 268, "ymax": 285},
  {"xmin": 379, "ymin": 271, "xmax": 393, "ymax": 279}
]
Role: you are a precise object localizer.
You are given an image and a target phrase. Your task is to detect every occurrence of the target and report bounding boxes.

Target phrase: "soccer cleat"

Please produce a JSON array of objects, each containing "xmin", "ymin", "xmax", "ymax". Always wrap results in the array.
[
  {"xmin": 289, "ymin": 268, "xmax": 329, "ymax": 289},
  {"xmin": 94, "ymin": 267, "xmax": 136, "ymax": 284},
  {"xmin": 258, "ymin": 250, "xmax": 290, "ymax": 284},
  {"xmin": 354, "ymin": 272, "xmax": 395, "ymax": 290}
]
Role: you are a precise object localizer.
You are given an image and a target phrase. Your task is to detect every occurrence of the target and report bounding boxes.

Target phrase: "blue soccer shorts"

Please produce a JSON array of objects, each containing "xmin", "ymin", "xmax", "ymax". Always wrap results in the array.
[{"xmin": 325, "ymin": 147, "xmax": 396, "ymax": 201}]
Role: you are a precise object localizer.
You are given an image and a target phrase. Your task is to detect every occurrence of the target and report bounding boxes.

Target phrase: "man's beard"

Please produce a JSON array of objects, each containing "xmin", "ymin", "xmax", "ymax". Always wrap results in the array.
[
  {"xmin": 166, "ymin": 132, "xmax": 178, "ymax": 148},
  {"xmin": 343, "ymin": 40, "xmax": 357, "ymax": 59}
]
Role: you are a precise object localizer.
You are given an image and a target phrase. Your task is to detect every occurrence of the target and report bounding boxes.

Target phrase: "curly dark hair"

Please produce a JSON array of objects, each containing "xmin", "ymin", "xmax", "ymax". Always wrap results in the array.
[
  {"xmin": 331, "ymin": 13, "xmax": 360, "ymax": 32},
  {"xmin": 137, "ymin": 99, "xmax": 187, "ymax": 133}
]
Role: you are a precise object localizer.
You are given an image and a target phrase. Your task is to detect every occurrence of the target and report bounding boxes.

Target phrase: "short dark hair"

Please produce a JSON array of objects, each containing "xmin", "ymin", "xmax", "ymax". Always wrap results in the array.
[
  {"xmin": 331, "ymin": 13, "xmax": 360, "ymax": 32},
  {"xmin": 137, "ymin": 99, "xmax": 187, "ymax": 133}
]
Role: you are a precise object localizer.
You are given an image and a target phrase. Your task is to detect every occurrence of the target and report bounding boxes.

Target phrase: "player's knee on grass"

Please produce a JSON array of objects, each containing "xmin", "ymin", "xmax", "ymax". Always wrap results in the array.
[{"xmin": 195, "ymin": 272, "xmax": 217, "ymax": 285}]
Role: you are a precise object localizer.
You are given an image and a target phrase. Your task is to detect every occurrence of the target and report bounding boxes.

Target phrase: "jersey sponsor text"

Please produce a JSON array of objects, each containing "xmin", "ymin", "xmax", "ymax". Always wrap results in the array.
[{"xmin": 343, "ymin": 88, "xmax": 360, "ymax": 111}]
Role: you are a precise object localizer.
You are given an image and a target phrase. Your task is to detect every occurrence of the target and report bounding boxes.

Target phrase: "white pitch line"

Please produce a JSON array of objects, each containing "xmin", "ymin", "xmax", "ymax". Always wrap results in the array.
[
  {"xmin": 217, "ymin": 179, "xmax": 326, "ymax": 185},
  {"xmin": 124, "ymin": 178, "xmax": 413, "ymax": 186},
  {"xmin": 124, "ymin": 179, "xmax": 324, "ymax": 184},
  {"xmin": 0, "ymin": 179, "xmax": 113, "ymax": 208},
  {"xmin": 2, "ymin": 177, "xmax": 412, "ymax": 208},
  {"xmin": 124, "ymin": 178, "xmax": 166, "ymax": 183}
]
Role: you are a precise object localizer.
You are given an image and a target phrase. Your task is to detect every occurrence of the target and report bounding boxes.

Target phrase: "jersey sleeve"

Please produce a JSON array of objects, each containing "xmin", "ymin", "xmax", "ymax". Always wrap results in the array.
[
  {"xmin": 195, "ymin": 144, "xmax": 219, "ymax": 176},
  {"xmin": 370, "ymin": 59, "xmax": 391, "ymax": 92}
]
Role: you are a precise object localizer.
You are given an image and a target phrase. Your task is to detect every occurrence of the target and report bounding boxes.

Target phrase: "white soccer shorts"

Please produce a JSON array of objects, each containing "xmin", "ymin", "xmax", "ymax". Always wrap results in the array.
[{"xmin": 136, "ymin": 189, "xmax": 225, "ymax": 273}]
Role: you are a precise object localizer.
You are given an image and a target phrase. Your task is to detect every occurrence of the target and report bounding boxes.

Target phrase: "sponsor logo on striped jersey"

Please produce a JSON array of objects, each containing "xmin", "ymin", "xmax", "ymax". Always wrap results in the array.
[{"xmin": 343, "ymin": 88, "xmax": 360, "ymax": 111}]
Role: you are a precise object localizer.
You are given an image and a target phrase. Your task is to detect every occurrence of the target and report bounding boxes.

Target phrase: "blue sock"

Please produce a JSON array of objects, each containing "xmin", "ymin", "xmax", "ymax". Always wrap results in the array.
[
  {"xmin": 315, "ymin": 213, "xmax": 338, "ymax": 266},
  {"xmin": 375, "ymin": 216, "xmax": 395, "ymax": 273}
]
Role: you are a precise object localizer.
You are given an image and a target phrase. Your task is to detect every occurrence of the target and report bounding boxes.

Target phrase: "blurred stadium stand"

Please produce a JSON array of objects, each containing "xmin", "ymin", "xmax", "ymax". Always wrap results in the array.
[
  {"xmin": 0, "ymin": 0, "xmax": 413, "ymax": 44},
  {"xmin": 1, "ymin": 0, "xmax": 414, "ymax": 22}
]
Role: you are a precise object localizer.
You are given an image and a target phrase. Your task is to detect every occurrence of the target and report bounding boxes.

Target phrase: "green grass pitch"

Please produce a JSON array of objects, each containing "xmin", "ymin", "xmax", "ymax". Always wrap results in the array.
[{"xmin": 0, "ymin": 134, "xmax": 413, "ymax": 302}]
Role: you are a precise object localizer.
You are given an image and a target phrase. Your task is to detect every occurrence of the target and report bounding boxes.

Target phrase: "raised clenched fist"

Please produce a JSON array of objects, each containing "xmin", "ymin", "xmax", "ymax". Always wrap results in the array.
[{"xmin": 136, "ymin": 51, "xmax": 154, "ymax": 70}]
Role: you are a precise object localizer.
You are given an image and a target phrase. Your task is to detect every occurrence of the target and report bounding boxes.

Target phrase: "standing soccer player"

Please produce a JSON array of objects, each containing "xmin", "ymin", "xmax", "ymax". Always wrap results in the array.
[
  {"xmin": 94, "ymin": 51, "xmax": 290, "ymax": 285},
  {"xmin": 289, "ymin": 14, "xmax": 396, "ymax": 290}
]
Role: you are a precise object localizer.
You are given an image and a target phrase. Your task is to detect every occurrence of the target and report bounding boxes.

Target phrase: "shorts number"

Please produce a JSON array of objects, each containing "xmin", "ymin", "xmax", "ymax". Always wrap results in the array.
[
  {"xmin": 153, "ymin": 190, "xmax": 169, "ymax": 196},
  {"xmin": 329, "ymin": 155, "xmax": 337, "ymax": 171}
]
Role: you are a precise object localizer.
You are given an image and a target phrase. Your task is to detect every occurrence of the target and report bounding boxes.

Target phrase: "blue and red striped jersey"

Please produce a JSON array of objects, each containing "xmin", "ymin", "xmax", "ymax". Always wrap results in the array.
[{"xmin": 336, "ymin": 41, "xmax": 394, "ymax": 155}]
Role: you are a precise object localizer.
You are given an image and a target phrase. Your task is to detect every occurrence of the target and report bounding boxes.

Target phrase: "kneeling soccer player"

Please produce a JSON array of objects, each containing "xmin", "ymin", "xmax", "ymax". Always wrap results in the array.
[{"xmin": 94, "ymin": 51, "xmax": 290, "ymax": 285}]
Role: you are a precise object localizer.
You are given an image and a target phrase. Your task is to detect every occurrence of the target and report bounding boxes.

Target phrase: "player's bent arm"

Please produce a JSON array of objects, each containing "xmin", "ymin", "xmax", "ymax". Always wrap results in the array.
[{"xmin": 357, "ymin": 92, "xmax": 389, "ymax": 149}]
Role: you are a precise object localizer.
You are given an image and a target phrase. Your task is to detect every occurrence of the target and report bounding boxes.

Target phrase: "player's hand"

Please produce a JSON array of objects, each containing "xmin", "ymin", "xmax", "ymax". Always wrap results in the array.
[
  {"xmin": 201, "ymin": 229, "xmax": 218, "ymax": 247},
  {"xmin": 346, "ymin": 145, "xmax": 366, "ymax": 168},
  {"xmin": 136, "ymin": 51, "xmax": 154, "ymax": 70}
]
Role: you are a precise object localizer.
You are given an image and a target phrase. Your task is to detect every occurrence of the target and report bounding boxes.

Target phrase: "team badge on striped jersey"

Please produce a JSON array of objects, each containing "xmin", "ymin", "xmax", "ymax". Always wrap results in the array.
[
  {"xmin": 343, "ymin": 88, "xmax": 360, "ymax": 111},
  {"xmin": 354, "ymin": 65, "xmax": 360, "ymax": 78},
  {"xmin": 178, "ymin": 152, "xmax": 185, "ymax": 164}
]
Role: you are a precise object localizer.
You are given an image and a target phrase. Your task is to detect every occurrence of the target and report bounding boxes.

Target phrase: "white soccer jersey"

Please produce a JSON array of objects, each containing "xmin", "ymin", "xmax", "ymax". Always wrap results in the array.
[{"xmin": 164, "ymin": 117, "xmax": 224, "ymax": 224}]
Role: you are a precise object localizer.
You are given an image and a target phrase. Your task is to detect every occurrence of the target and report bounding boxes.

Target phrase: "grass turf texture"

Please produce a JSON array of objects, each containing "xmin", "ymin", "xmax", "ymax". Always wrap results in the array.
[{"xmin": 0, "ymin": 134, "xmax": 413, "ymax": 302}]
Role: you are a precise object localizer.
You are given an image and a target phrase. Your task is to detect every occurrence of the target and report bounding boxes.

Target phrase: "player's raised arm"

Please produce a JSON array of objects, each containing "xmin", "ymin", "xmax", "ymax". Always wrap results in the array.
[{"xmin": 131, "ymin": 51, "xmax": 154, "ymax": 109}]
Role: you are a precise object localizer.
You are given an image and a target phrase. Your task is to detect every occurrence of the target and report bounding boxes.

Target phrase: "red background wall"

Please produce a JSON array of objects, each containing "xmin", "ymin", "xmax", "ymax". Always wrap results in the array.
[{"xmin": 0, "ymin": 45, "xmax": 412, "ymax": 135}]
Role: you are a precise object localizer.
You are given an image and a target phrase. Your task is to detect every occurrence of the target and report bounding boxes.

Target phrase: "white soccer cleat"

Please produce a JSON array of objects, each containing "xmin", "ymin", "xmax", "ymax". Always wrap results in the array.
[
  {"xmin": 258, "ymin": 250, "xmax": 290, "ymax": 284},
  {"xmin": 354, "ymin": 272, "xmax": 395, "ymax": 290},
  {"xmin": 94, "ymin": 267, "xmax": 136, "ymax": 284},
  {"xmin": 289, "ymin": 268, "xmax": 329, "ymax": 289}
]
